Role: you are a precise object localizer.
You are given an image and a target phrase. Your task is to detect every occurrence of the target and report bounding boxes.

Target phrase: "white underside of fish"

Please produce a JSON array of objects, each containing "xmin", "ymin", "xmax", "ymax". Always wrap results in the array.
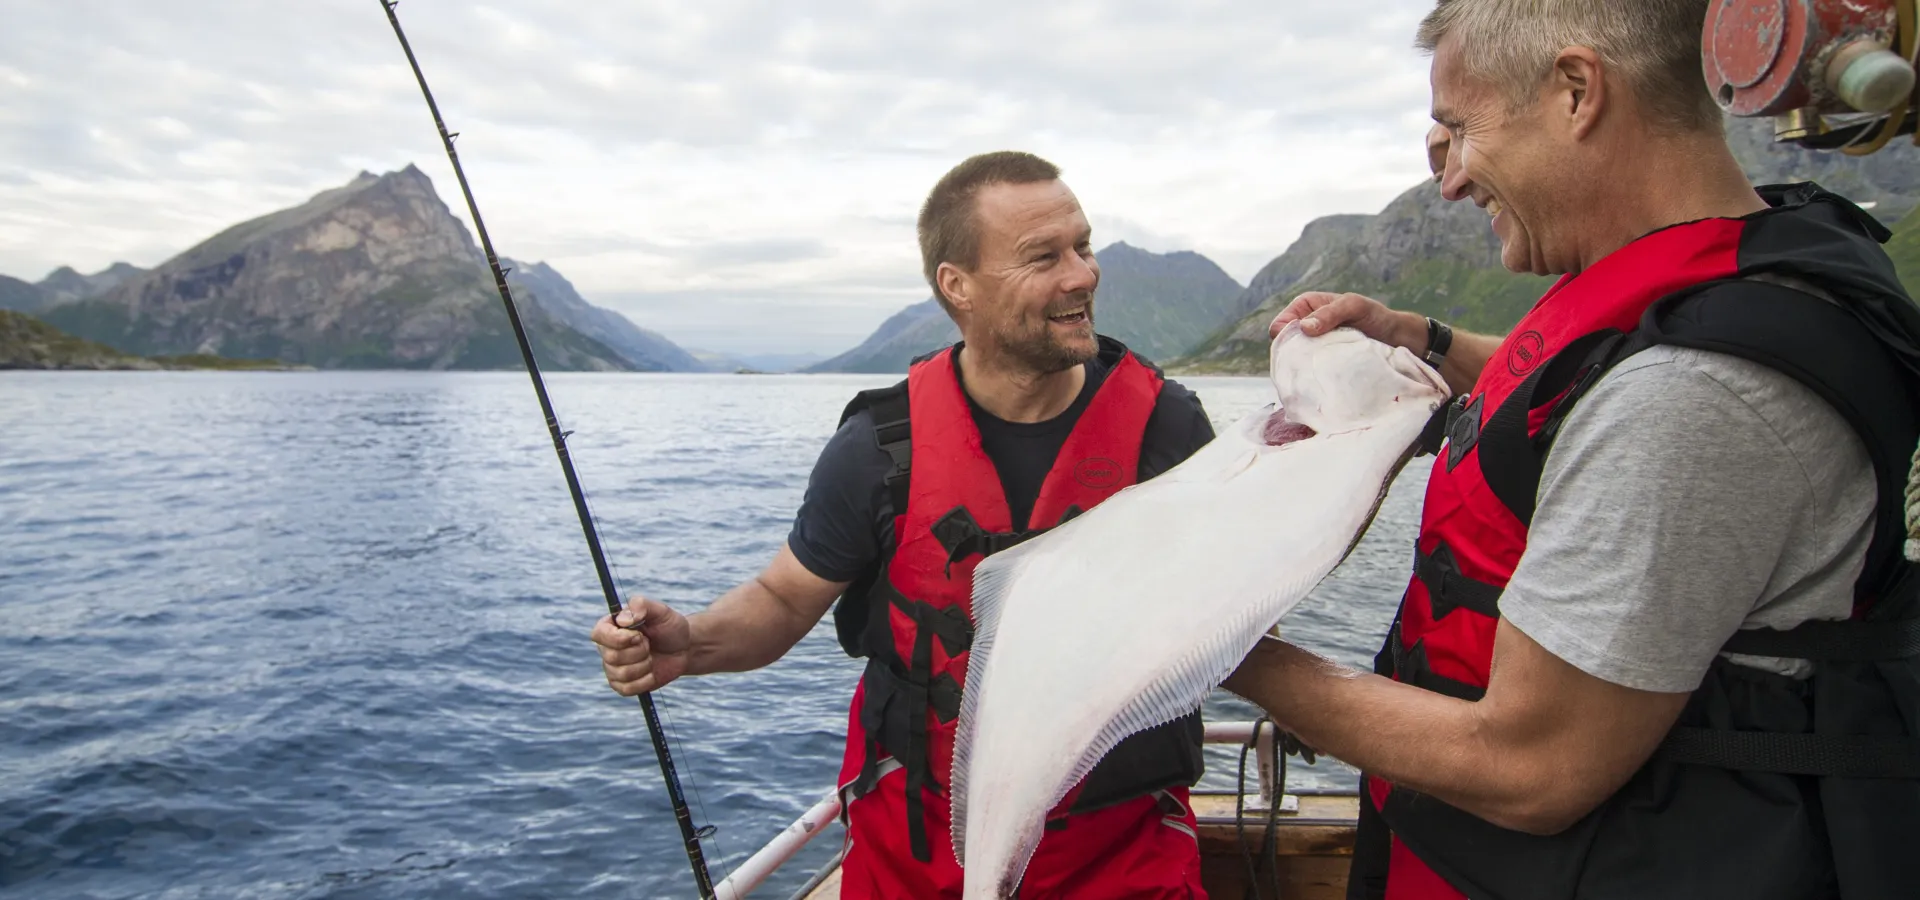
[{"xmin": 950, "ymin": 325, "xmax": 1449, "ymax": 899}]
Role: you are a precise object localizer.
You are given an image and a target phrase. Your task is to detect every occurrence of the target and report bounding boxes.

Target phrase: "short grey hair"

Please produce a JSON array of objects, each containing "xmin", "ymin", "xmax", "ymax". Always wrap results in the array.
[{"xmin": 1415, "ymin": 0, "xmax": 1721, "ymax": 133}]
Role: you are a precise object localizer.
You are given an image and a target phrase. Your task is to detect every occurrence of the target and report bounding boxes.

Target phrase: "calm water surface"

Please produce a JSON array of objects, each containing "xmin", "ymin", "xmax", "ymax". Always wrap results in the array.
[{"xmin": 0, "ymin": 371, "xmax": 1429, "ymax": 899}]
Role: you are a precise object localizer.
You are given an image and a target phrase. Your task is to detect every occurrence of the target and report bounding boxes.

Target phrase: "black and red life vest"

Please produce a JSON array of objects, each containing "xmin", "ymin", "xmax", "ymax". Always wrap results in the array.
[
  {"xmin": 831, "ymin": 336, "xmax": 1205, "ymax": 863},
  {"xmin": 1352, "ymin": 184, "xmax": 1920, "ymax": 900}
]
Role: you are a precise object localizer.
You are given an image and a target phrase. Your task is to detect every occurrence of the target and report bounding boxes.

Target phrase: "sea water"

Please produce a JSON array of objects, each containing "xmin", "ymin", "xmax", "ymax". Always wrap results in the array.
[{"xmin": 0, "ymin": 371, "xmax": 1426, "ymax": 898}]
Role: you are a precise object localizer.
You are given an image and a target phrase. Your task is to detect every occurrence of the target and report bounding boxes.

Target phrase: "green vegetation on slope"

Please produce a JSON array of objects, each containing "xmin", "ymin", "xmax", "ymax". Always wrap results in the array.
[
  {"xmin": 0, "ymin": 309, "xmax": 295, "ymax": 370},
  {"xmin": 1368, "ymin": 260, "xmax": 1556, "ymax": 335},
  {"xmin": 1175, "ymin": 255, "xmax": 1553, "ymax": 374},
  {"xmin": 0, "ymin": 309, "xmax": 150, "ymax": 368},
  {"xmin": 145, "ymin": 353, "xmax": 308, "ymax": 371},
  {"xmin": 1883, "ymin": 206, "xmax": 1920, "ymax": 287}
]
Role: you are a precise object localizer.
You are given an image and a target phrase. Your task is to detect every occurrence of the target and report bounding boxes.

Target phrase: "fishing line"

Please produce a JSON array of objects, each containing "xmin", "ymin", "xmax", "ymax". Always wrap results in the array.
[
  {"xmin": 655, "ymin": 686, "xmax": 734, "ymax": 868},
  {"xmin": 597, "ymin": 489, "xmax": 735, "ymax": 873},
  {"xmin": 375, "ymin": 3, "xmax": 717, "ymax": 896}
]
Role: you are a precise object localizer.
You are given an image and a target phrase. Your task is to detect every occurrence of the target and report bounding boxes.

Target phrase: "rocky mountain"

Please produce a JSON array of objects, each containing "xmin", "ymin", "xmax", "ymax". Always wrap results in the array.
[
  {"xmin": 34, "ymin": 167, "xmax": 696, "ymax": 371},
  {"xmin": 805, "ymin": 298, "xmax": 953, "ymax": 373},
  {"xmin": 1091, "ymin": 243, "xmax": 1249, "ymax": 358},
  {"xmin": 500, "ymin": 258, "xmax": 704, "ymax": 371},
  {"xmin": 1723, "ymin": 117, "xmax": 1920, "ymax": 221},
  {"xmin": 806, "ymin": 242, "xmax": 1243, "ymax": 372},
  {"xmin": 1213, "ymin": 215, "xmax": 1372, "ymax": 329},
  {"xmin": 37, "ymin": 262, "xmax": 146, "ymax": 305},
  {"xmin": 1179, "ymin": 116, "xmax": 1920, "ymax": 372},
  {"xmin": 0, "ymin": 275, "xmax": 45, "ymax": 313}
]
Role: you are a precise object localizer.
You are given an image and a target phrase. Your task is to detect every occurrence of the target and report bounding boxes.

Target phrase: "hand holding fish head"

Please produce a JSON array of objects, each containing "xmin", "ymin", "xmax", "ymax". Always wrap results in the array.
[{"xmin": 1268, "ymin": 323, "xmax": 1449, "ymax": 435}]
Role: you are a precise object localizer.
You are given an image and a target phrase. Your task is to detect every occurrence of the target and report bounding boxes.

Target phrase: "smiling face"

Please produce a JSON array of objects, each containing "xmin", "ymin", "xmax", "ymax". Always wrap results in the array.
[
  {"xmin": 941, "ymin": 179, "xmax": 1101, "ymax": 374},
  {"xmin": 1430, "ymin": 33, "xmax": 1574, "ymax": 276}
]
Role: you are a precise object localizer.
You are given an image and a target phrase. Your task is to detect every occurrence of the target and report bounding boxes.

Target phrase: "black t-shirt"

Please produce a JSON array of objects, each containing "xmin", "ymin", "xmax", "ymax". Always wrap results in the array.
[{"xmin": 787, "ymin": 349, "xmax": 1215, "ymax": 584}]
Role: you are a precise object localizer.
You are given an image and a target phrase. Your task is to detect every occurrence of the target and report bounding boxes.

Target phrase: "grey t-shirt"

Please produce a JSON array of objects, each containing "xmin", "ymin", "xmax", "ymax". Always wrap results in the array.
[{"xmin": 1499, "ymin": 344, "xmax": 1877, "ymax": 692}]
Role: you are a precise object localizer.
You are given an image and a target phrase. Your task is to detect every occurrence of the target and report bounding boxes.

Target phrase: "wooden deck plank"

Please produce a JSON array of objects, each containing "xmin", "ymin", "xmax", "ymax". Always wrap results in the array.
[
  {"xmin": 801, "ymin": 864, "xmax": 843, "ymax": 899},
  {"xmin": 1192, "ymin": 792, "xmax": 1359, "ymax": 857}
]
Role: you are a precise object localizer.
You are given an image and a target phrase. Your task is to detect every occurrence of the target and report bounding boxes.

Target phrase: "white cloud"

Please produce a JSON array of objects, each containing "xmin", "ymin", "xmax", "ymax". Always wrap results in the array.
[{"xmin": 0, "ymin": 0, "xmax": 1444, "ymax": 354}]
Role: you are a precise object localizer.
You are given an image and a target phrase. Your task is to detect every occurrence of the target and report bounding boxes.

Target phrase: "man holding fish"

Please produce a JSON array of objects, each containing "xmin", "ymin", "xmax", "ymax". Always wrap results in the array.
[
  {"xmin": 593, "ymin": 152, "xmax": 1218, "ymax": 897},
  {"xmin": 1225, "ymin": 0, "xmax": 1920, "ymax": 897}
]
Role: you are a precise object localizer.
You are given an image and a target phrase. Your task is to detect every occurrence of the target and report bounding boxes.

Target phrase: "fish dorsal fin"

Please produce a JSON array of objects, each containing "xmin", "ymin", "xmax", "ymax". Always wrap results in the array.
[{"xmin": 951, "ymin": 533, "xmax": 1046, "ymax": 871}]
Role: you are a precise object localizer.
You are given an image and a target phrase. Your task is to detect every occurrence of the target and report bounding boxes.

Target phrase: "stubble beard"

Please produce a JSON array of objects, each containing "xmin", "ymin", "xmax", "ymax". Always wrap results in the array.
[{"xmin": 996, "ymin": 294, "xmax": 1097, "ymax": 375}]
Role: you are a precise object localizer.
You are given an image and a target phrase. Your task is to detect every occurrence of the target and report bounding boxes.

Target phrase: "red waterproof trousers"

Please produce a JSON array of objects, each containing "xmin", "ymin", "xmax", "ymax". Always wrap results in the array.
[{"xmin": 838, "ymin": 765, "xmax": 1207, "ymax": 899}]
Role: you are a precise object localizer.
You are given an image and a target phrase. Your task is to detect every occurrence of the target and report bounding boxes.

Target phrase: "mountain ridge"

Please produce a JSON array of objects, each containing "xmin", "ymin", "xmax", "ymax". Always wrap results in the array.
[
  {"xmin": 38, "ymin": 262, "xmax": 148, "ymax": 306},
  {"xmin": 1175, "ymin": 115, "xmax": 1920, "ymax": 372},
  {"xmin": 30, "ymin": 167, "xmax": 700, "ymax": 372}
]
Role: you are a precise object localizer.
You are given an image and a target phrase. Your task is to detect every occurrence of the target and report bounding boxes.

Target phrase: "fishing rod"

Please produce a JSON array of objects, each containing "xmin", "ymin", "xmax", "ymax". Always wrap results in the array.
[{"xmin": 375, "ymin": 3, "xmax": 718, "ymax": 896}]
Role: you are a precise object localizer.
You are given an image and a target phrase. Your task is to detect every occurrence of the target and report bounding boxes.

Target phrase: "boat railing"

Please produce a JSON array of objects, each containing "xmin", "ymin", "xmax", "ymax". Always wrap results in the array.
[{"xmin": 712, "ymin": 720, "xmax": 1296, "ymax": 899}]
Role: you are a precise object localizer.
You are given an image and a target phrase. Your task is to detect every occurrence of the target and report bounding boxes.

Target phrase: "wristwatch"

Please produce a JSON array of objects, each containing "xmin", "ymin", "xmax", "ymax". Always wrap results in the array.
[{"xmin": 1423, "ymin": 317, "xmax": 1453, "ymax": 367}]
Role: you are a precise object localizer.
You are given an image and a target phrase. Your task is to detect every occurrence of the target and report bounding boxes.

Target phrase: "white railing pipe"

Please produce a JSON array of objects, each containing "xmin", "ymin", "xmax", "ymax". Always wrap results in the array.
[{"xmin": 713, "ymin": 791, "xmax": 843, "ymax": 900}]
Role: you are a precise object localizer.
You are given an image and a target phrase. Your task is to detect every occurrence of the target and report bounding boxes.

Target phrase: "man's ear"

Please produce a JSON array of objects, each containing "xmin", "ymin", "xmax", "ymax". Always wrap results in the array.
[
  {"xmin": 937, "ymin": 262, "xmax": 974, "ymax": 313},
  {"xmin": 1552, "ymin": 46, "xmax": 1606, "ymax": 139},
  {"xmin": 1426, "ymin": 123, "xmax": 1450, "ymax": 181}
]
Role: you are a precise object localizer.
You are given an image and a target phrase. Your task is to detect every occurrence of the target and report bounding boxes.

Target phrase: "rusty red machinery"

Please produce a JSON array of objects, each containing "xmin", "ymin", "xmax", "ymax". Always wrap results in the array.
[
  {"xmin": 1705, "ymin": 0, "xmax": 1920, "ymax": 153},
  {"xmin": 1704, "ymin": 1, "xmax": 1920, "ymax": 566}
]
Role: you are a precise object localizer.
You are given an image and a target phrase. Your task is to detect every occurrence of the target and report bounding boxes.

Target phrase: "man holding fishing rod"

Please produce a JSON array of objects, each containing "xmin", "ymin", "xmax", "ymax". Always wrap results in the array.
[
  {"xmin": 593, "ymin": 152, "xmax": 1218, "ymax": 897},
  {"xmin": 1225, "ymin": 0, "xmax": 1920, "ymax": 897}
]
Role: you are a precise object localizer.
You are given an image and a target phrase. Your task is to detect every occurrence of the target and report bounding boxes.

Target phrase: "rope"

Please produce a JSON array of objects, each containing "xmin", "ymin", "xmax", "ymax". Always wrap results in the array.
[
  {"xmin": 1905, "ymin": 440, "xmax": 1920, "ymax": 561},
  {"xmin": 1234, "ymin": 718, "xmax": 1288, "ymax": 900}
]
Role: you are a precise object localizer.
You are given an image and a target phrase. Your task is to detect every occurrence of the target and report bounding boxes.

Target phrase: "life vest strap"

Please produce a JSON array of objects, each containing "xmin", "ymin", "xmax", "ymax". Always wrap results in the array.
[
  {"xmin": 1444, "ymin": 394, "xmax": 1483, "ymax": 472},
  {"xmin": 847, "ymin": 580, "xmax": 977, "ymax": 863},
  {"xmin": 1476, "ymin": 329, "xmax": 1628, "ymax": 525},
  {"xmin": 1414, "ymin": 543, "xmax": 1503, "ymax": 621},
  {"xmin": 930, "ymin": 504, "xmax": 1084, "ymax": 576},
  {"xmin": 1414, "ymin": 399, "xmax": 1454, "ymax": 458},
  {"xmin": 885, "ymin": 581, "xmax": 975, "ymax": 658},
  {"xmin": 1720, "ymin": 612, "xmax": 1920, "ymax": 661},
  {"xmin": 1392, "ymin": 632, "xmax": 1487, "ymax": 702},
  {"xmin": 1657, "ymin": 727, "xmax": 1920, "ymax": 778},
  {"xmin": 871, "ymin": 391, "xmax": 913, "ymax": 518}
]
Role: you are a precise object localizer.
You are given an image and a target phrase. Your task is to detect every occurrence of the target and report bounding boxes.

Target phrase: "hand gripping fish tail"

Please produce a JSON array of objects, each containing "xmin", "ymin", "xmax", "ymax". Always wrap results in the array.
[{"xmin": 949, "ymin": 325, "xmax": 1447, "ymax": 898}]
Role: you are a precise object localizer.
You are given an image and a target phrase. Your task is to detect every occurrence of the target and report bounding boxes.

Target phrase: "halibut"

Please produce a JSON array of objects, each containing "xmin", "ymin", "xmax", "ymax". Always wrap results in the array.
[{"xmin": 951, "ymin": 325, "xmax": 1449, "ymax": 898}]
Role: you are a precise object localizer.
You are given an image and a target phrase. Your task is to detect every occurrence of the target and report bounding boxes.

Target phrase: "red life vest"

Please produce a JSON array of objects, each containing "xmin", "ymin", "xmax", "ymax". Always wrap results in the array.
[
  {"xmin": 1394, "ymin": 218, "xmax": 1746, "ymax": 707},
  {"xmin": 1362, "ymin": 188, "xmax": 1920, "ymax": 899},
  {"xmin": 1379, "ymin": 215, "xmax": 1747, "ymax": 899},
  {"xmin": 831, "ymin": 341, "xmax": 1207, "ymax": 897}
]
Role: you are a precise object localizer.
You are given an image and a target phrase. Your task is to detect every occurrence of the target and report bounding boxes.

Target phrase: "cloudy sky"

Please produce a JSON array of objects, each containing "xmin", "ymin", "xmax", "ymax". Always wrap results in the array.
[{"xmin": 0, "ymin": 0, "xmax": 1444, "ymax": 356}]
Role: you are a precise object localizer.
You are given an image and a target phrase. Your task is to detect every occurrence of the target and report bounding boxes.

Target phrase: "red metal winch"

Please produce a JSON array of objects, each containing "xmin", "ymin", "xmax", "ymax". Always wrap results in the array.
[{"xmin": 1705, "ymin": 0, "xmax": 1918, "ymax": 145}]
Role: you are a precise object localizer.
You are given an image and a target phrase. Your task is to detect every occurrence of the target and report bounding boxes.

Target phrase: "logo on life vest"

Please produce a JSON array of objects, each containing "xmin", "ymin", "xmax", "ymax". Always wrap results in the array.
[
  {"xmin": 1506, "ymin": 331, "xmax": 1546, "ymax": 376},
  {"xmin": 1074, "ymin": 457, "xmax": 1122, "ymax": 488}
]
